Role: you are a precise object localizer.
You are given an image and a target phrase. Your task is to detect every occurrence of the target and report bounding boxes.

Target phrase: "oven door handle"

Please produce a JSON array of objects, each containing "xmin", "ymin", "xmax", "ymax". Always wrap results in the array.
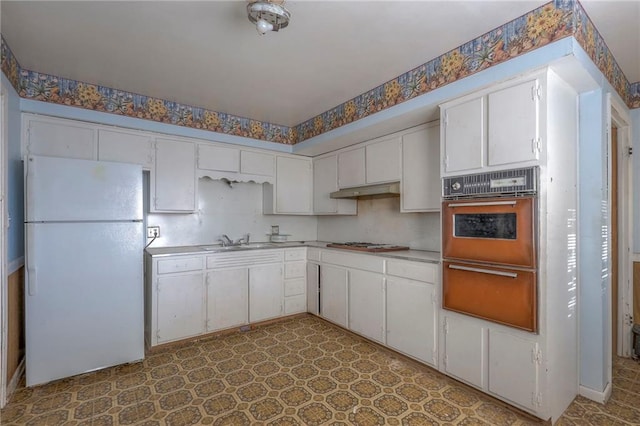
[
  {"xmin": 448, "ymin": 264, "xmax": 518, "ymax": 278},
  {"xmin": 446, "ymin": 200, "xmax": 517, "ymax": 208}
]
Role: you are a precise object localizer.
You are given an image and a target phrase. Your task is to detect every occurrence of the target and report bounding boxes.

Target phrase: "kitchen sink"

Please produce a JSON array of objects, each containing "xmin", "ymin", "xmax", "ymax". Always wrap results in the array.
[{"xmin": 199, "ymin": 243, "xmax": 275, "ymax": 252}]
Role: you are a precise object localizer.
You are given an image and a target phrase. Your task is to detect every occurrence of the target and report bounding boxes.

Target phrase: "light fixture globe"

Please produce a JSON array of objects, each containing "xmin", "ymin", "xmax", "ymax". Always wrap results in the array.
[{"xmin": 247, "ymin": 1, "xmax": 290, "ymax": 34}]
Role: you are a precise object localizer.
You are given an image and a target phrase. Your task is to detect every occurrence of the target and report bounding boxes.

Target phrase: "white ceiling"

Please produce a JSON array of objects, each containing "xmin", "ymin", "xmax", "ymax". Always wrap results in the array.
[{"xmin": 2, "ymin": 1, "xmax": 639, "ymax": 128}]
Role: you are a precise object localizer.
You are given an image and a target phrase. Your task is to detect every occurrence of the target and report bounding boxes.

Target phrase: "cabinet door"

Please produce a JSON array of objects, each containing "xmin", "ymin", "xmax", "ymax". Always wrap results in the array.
[
  {"xmin": 207, "ymin": 268, "xmax": 248, "ymax": 331},
  {"xmin": 313, "ymin": 155, "xmax": 339, "ymax": 214},
  {"xmin": 488, "ymin": 329, "xmax": 539, "ymax": 411},
  {"xmin": 320, "ymin": 264, "xmax": 348, "ymax": 328},
  {"xmin": 443, "ymin": 314, "xmax": 486, "ymax": 389},
  {"xmin": 156, "ymin": 273, "xmax": 205, "ymax": 343},
  {"xmin": 198, "ymin": 144, "xmax": 240, "ymax": 172},
  {"xmin": 26, "ymin": 116, "xmax": 97, "ymax": 159},
  {"xmin": 338, "ymin": 147, "xmax": 365, "ymax": 188},
  {"xmin": 307, "ymin": 263, "xmax": 320, "ymax": 315},
  {"xmin": 401, "ymin": 125, "xmax": 440, "ymax": 212},
  {"xmin": 154, "ymin": 138, "xmax": 196, "ymax": 212},
  {"xmin": 348, "ymin": 270, "xmax": 384, "ymax": 343},
  {"xmin": 387, "ymin": 278, "xmax": 436, "ymax": 365},
  {"xmin": 275, "ymin": 156, "xmax": 313, "ymax": 214},
  {"xmin": 98, "ymin": 129, "xmax": 154, "ymax": 169},
  {"xmin": 366, "ymin": 136, "xmax": 401, "ymax": 184},
  {"xmin": 241, "ymin": 151, "xmax": 274, "ymax": 176},
  {"xmin": 249, "ymin": 264, "xmax": 283, "ymax": 322},
  {"xmin": 488, "ymin": 79, "xmax": 540, "ymax": 166},
  {"xmin": 442, "ymin": 97, "xmax": 485, "ymax": 174}
]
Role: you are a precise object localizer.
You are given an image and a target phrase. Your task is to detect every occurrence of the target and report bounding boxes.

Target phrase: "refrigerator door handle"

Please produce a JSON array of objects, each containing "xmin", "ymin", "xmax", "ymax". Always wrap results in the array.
[
  {"xmin": 27, "ymin": 268, "xmax": 37, "ymax": 296},
  {"xmin": 26, "ymin": 224, "xmax": 37, "ymax": 296}
]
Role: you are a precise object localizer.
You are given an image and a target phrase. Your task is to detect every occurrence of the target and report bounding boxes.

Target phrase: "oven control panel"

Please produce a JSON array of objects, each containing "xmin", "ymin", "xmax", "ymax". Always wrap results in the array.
[{"xmin": 443, "ymin": 167, "xmax": 537, "ymax": 198}]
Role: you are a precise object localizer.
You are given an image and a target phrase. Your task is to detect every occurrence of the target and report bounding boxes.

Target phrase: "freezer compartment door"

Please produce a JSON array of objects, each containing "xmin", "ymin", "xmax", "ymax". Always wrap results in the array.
[
  {"xmin": 25, "ymin": 222, "xmax": 144, "ymax": 386},
  {"xmin": 26, "ymin": 155, "xmax": 142, "ymax": 222}
]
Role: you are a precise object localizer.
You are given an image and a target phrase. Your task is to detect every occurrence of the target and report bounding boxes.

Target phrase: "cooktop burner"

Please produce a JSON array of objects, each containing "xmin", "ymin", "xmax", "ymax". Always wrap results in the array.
[{"xmin": 327, "ymin": 242, "xmax": 410, "ymax": 252}]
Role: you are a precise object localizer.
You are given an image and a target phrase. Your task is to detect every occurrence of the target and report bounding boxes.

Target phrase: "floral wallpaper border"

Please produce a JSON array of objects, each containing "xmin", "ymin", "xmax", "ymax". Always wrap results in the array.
[{"xmin": 1, "ymin": 0, "xmax": 638, "ymax": 146}]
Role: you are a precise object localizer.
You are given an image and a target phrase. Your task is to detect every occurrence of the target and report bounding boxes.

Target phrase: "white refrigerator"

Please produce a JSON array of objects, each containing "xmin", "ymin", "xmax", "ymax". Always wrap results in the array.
[{"xmin": 24, "ymin": 155, "xmax": 145, "ymax": 386}]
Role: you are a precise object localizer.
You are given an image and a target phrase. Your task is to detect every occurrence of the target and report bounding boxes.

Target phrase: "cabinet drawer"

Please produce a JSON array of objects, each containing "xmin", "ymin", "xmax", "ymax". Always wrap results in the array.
[
  {"xmin": 284, "ymin": 278, "xmax": 305, "ymax": 296},
  {"xmin": 285, "ymin": 248, "xmax": 306, "ymax": 261},
  {"xmin": 307, "ymin": 248, "xmax": 321, "ymax": 262},
  {"xmin": 386, "ymin": 260, "xmax": 437, "ymax": 283},
  {"xmin": 284, "ymin": 294, "xmax": 306, "ymax": 314},
  {"xmin": 157, "ymin": 256, "xmax": 204, "ymax": 274},
  {"xmin": 322, "ymin": 250, "xmax": 384, "ymax": 273},
  {"xmin": 285, "ymin": 262, "xmax": 306, "ymax": 279}
]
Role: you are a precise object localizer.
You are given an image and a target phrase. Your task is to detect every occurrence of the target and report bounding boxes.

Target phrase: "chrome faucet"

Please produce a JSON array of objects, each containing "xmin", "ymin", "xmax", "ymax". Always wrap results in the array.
[
  {"xmin": 219, "ymin": 234, "xmax": 233, "ymax": 247},
  {"xmin": 235, "ymin": 233, "xmax": 250, "ymax": 245}
]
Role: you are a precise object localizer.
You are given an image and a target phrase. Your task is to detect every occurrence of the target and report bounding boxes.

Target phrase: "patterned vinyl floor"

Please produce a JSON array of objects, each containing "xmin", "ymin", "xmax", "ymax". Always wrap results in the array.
[{"xmin": 0, "ymin": 315, "xmax": 638, "ymax": 425}]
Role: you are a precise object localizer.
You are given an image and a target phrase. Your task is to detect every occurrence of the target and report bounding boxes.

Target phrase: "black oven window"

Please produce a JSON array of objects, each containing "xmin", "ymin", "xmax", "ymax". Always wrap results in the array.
[{"xmin": 454, "ymin": 213, "xmax": 517, "ymax": 239}]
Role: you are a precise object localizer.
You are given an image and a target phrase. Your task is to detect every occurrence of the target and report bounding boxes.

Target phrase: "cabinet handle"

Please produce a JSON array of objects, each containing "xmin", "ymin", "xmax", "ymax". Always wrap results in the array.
[
  {"xmin": 447, "ymin": 200, "xmax": 516, "ymax": 208},
  {"xmin": 448, "ymin": 264, "xmax": 517, "ymax": 278}
]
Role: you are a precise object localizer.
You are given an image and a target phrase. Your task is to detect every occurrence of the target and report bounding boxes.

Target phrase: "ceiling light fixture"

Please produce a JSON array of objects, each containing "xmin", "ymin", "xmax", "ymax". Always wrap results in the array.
[{"xmin": 247, "ymin": 0, "xmax": 290, "ymax": 35}]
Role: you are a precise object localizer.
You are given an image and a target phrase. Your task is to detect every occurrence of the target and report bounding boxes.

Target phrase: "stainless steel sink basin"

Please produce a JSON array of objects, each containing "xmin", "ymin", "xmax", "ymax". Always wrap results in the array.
[{"xmin": 199, "ymin": 243, "xmax": 275, "ymax": 252}]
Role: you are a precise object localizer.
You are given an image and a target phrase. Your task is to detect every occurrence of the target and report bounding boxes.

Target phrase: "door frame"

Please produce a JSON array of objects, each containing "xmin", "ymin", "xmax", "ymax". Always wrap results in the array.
[
  {"xmin": 607, "ymin": 94, "xmax": 632, "ymax": 360},
  {"xmin": 0, "ymin": 84, "xmax": 8, "ymax": 407}
]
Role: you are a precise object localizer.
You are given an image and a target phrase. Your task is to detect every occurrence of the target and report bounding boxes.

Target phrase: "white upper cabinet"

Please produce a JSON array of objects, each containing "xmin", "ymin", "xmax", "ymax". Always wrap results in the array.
[
  {"xmin": 487, "ymin": 79, "xmax": 540, "ymax": 167},
  {"xmin": 23, "ymin": 114, "xmax": 97, "ymax": 160},
  {"xmin": 365, "ymin": 135, "xmax": 401, "ymax": 184},
  {"xmin": 241, "ymin": 150, "xmax": 274, "ymax": 176},
  {"xmin": 440, "ymin": 73, "xmax": 543, "ymax": 176},
  {"xmin": 401, "ymin": 124, "xmax": 440, "ymax": 212},
  {"xmin": 337, "ymin": 147, "xmax": 365, "ymax": 188},
  {"xmin": 441, "ymin": 97, "xmax": 485, "ymax": 174},
  {"xmin": 313, "ymin": 155, "xmax": 357, "ymax": 215},
  {"xmin": 153, "ymin": 138, "xmax": 196, "ymax": 213},
  {"xmin": 97, "ymin": 129, "xmax": 154, "ymax": 169},
  {"xmin": 197, "ymin": 144, "xmax": 240, "ymax": 172},
  {"xmin": 264, "ymin": 155, "xmax": 313, "ymax": 215}
]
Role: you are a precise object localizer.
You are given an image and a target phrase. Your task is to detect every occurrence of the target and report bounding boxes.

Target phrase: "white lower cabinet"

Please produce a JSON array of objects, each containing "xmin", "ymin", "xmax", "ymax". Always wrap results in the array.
[
  {"xmin": 156, "ymin": 272, "xmax": 205, "ymax": 344},
  {"xmin": 206, "ymin": 268, "xmax": 248, "ymax": 331},
  {"xmin": 386, "ymin": 277, "xmax": 436, "ymax": 365},
  {"xmin": 442, "ymin": 313, "xmax": 487, "ymax": 389},
  {"xmin": 348, "ymin": 269, "xmax": 384, "ymax": 343},
  {"xmin": 249, "ymin": 264, "xmax": 284, "ymax": 322},
  {"xmin": 306, "ymin": 262, "xmax": 320, "ymax": 315},
  {"xmin": 488, "ymin": 329, "xmax": 540, "ymax": 411},
  {"xmin": 320, "ymin": 264, "xmax": 348, "ymax": 328}
]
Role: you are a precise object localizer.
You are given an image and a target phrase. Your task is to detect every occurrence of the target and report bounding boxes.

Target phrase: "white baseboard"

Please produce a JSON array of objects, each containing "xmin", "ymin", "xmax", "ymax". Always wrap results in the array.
[
  {"xmin": 6, "ymin": 358, "xmax": 25, "ymax": 402},
  {"xmin": 579, "ymin": 381, "xmax": 612, "ymax": 404}
]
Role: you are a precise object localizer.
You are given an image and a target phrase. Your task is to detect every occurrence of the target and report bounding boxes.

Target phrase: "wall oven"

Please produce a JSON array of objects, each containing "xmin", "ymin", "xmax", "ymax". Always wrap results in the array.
[{"xmin": 442, "ymin": 167, "xmax": 538, "ymax": 332}]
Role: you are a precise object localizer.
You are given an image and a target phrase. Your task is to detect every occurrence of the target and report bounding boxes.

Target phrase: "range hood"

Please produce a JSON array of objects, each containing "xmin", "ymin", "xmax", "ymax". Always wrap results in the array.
[{"xmin": 330, "ymin": 182, "xmax": 400, "ymax": 199}]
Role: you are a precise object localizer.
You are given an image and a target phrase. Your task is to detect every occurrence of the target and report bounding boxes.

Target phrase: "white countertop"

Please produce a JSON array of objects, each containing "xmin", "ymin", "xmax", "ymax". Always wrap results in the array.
[{"xmin": 146, "ymin": 241, "xmax": 441, "ymax": 264}]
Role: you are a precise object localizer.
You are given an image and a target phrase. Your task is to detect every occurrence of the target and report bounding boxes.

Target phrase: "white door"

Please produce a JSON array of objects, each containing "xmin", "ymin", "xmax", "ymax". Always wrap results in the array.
[
  {"xmin": 307, "ymin": 263, "xmax": 320, "ymax": 315},
  {"xmin": 338, "ymin": 147, "xmax": 365, "ymax": 188},
  {"xmin": 98, "ymin": 129, "xmax": 155, "ymax": 169},
  {"xmin": 488, "ymin": 79, "xmax": 540, "ymax": 166},
  {"xmin": 387, "ymin": 277, "xmax": 436, "ymax": 365},
  {"xmin": 25, "ymin": 222, "xmax": 144, "ymax": 386},
  {"xmin": 25, "ymin": 155, "xmax": 142, "ymax": 221},
  {"xmin": 320, "ymin": 264, "xmax": 348, "ymax": 328},
  {"xmin": 488, "ymin": 329, "xmax": 539, "ymax": 411},
  {"xmin": 442, "ymin": 97, "xmax": 485, "ymax": 174},
  {"xmin": 443, "ymin": 314, "xmax": 486, "ymax": 389},
  {"xmin": 275, "ymin": 156, "xmax": 312, "ymax": 214},
  {"xmin": 365, "ymin": 136, "xmax": 401, "ymax": 184},
  {"xmin": 207, "ymin": 268, "xmax": 248, "ymax": 331},
  {"xmin": 401, "ymin": 125, "xmax": 441, "ymax": 212},
  {"xmin": 154, "ymin": 138, "xmax": 196, "ymax": 212},
  {"xmin": 26, "ymin": 116, "xmax": 97, "ymax": 159},
  {"xmin": 249, "ymin": 264, "xmax": 283, "ymax": 322},
  {"xmin": 349, "ymin": 270, "xmax": 384, "ymax": 343},
  {"xmin": 157, "ymin": 272, "xmax": 205, "ymax": 343},
  {"xmin": 313, "ymin": 156, "xmax": 338, "ymax": 214}
]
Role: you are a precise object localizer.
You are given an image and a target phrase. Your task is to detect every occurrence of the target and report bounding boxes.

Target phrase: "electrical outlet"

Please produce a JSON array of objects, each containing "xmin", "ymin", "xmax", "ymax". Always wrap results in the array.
[{"xmin": 147, "ymin": 226, "xmax": 160, "ymax": 238}]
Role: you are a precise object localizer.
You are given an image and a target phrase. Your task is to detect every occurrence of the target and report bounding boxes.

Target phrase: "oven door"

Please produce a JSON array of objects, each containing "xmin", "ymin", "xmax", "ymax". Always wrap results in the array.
[
  {"xmin": 442, "ymin": 196, "xmax": 535, "ymax": 268},
  {"xmin": 443, "ymin": 261, "xmax": 537, "ymax": 332}
]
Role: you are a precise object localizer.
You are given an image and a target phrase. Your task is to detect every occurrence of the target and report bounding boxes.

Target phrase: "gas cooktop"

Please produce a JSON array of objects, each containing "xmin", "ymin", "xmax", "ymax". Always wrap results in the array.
[{"xmin": 326, "ymin": 242, "xmax": 410, "ymax": 252}]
